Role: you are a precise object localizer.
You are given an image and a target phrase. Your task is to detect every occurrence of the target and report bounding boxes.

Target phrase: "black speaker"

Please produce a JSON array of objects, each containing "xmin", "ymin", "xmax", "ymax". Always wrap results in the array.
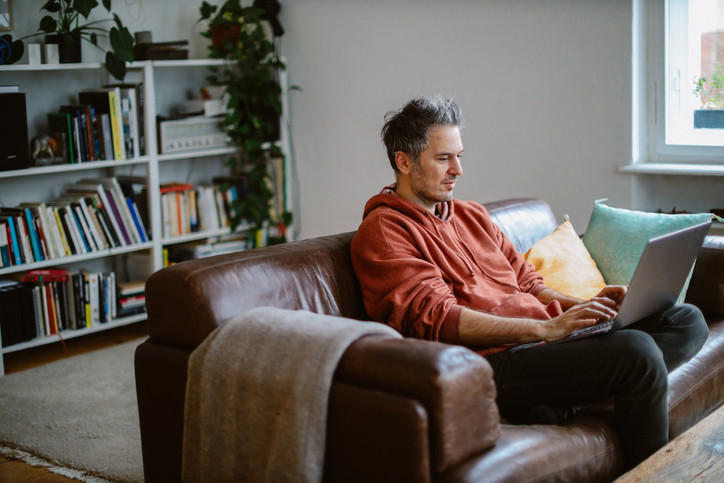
[{"xmin": 0, "ymin": 92, "xmax": 30, "ymax": 171}]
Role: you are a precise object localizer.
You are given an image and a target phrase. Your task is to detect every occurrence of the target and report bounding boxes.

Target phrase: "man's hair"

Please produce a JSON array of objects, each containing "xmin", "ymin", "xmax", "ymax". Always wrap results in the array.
[{"xmin": 381, "ymin": 95, "xmax": 464, "ymax": 172}]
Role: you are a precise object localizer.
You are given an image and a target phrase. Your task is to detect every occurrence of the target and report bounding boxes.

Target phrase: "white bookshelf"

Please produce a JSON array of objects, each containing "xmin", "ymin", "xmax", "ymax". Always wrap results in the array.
[{"xmin": 0, "ymin": 59, "xmax": 289, "ymax": 374}]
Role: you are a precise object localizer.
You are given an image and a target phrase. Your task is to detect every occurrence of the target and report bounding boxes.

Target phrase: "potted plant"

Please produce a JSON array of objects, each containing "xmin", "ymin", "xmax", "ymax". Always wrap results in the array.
[
  {"xmin": 7, "ymin": 0, "xmax": 134, "ymax": 80},
  {"xmin": 197, "ymin": 0, "xmax": 292, "ymax": 245},
  {"xmin": 693, "ymin": 63, "xmax": 724, "ymax": 129}
]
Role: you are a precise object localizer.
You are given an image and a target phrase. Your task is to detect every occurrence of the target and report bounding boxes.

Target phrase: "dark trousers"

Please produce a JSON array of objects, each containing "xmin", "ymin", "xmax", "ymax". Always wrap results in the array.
[{"xmin": 486, "ymin": 303, "xmax": 708, "ymax": 468}]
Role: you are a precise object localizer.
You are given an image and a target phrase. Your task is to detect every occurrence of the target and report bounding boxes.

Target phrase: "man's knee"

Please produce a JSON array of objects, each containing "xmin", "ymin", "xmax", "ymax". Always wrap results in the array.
[
  {"xmin": 663, "ymin": 303, "xmax": 708, "ymax": 334},
  {"xmin": 610, "ymin": 331, "xmax": 668, "ymax": 391}
]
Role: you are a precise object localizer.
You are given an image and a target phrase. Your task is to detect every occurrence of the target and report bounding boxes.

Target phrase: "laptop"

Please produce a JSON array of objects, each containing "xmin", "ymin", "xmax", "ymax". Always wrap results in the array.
[{"xmin": 525, "ymin": 220, "xmax": 712, "ymax": 348}]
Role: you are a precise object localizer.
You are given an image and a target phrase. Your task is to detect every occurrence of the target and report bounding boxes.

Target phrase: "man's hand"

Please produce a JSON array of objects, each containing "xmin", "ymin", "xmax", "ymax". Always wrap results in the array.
[
  {"xmin": 593, "ymin": 285, "xmax": 628, "ymax": 311},
  {"xmin": 541, "ymin": 298, "xmax": 618, "ymax": 342}
]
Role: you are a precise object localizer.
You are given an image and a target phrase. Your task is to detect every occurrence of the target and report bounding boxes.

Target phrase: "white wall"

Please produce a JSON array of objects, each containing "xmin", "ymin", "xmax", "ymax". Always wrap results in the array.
[
  {"xmin": 280, "ymin": 0, "xmax": 635, "ymax": 238},
  {"xmin": 8, "ymin": 0, "xmax": 639, "ymax": 239}
]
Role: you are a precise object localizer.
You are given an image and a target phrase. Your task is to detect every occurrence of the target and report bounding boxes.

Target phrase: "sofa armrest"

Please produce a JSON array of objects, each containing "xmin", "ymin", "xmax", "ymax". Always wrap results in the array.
[
  {"xmin": 334, "ymin": 336, "xmax": 501, "ymax": 473},
  {"xmin": 686, "ymin": 236, "xmax": 724, "ymax": 317}
]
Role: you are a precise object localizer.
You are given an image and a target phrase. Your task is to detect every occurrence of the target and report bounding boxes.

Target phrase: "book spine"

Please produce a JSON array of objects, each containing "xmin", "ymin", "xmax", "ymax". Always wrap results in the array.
[
  {"xmin": 73, "ymin": 205, "xmax": 96, "ymax": 252},
  {"xmin": 49, "ymin": 207, "xmax": 72, "ymax": 257},
  {"xmin": 126, "ymin": 197, "xmax": 148, "ymax": 243},
  {"xmin": 100, "ymin": 113, "xmax": 113, "ymax": 161},
  {"xmin": 88, "ymin": 272, "xmax": 100, "ymax": 325},
  {"xmin": 23, "ymin": 209, "xmax": 44, "ymax": 262},
  {"xmin": 15, "ymin": 215, "xmax": 33, "ymax": 263},
  {"xmin": 62, "ymin": 210, "xmax": 82, "ymax": 254},
  {"xmin": 107, "ymin": 180, "xmax": 140, "ymax": 243},
  {"xmin": 108, "ymin": 89, "xmax": 126, "ymax": 160},
  {"xmin": 7, "ymin": 217, "xmax": 22, "ymax": 265},
  {"xmin": 104, "ymin": 190, "xmax": 131, "ymax": 245},
  {"xmin": 79, "ymin": 197, "xmax": 107, "ymax": 249},
  {"xmin": 0, "ymin": 222, "xmax": 9, "ymax": 267}
]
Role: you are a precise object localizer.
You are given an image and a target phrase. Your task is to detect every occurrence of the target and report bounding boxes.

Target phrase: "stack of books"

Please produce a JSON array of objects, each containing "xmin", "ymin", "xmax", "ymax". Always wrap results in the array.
[
  {"xmin": 0, "ymin": 177, "xmax": 149, "ymax": 268},
  {"xmin": 116, "ymin": 280, "xmax": 145, "ymax": 318},
  {"xmin": 0, "ymin": 268, "xmax": 119, "ymax": 347},
  {"xmin": 46, "ymin": 83, "xmax": 144, "ymax": 164}
]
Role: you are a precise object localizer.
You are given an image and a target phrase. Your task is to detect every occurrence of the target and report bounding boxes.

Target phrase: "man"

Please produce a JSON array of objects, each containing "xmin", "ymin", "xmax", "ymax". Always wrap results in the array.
[{"xmin": 350, "ymin": 95, "xmax": 708, "ymax": 468}]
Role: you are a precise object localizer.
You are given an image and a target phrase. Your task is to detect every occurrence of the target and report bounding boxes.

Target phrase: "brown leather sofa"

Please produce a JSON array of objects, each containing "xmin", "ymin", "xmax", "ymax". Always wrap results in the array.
[{"xmin": 135, "ymin": 198, "xmax": 724, "ymax": 482}]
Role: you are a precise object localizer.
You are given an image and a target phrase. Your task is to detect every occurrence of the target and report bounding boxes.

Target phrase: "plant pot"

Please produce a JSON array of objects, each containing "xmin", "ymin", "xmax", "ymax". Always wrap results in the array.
[
  {"xmin": 45, "ymin": 33, "xmax": 82, "ymax": 63},
  {"xmin": 693, "ymin": 109, "xmax": 724, "ymax": 129},
  {"xmin": 210, "ymin": 24, "xmax": 240, "ymax": 53}
]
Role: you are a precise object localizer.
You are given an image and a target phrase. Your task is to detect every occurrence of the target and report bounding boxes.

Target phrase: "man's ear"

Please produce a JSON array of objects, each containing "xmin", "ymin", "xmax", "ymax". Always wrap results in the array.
[{"xmin": 395, "ymin": 151, "xmax": 413, "ymax": 175}]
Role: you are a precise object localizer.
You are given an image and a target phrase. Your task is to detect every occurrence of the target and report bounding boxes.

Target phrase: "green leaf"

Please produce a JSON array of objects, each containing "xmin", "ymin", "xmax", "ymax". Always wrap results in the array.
[
  {"xmin": 102, "ymin": 0, "xmax": 111, "ymax": 10},
  {"xmin": 105, "ymin": 51, "xmax": 127, "ymax": 80},
  {"xmin": 42, "ymin": 1, "xmax": 61, "ymax": 13},
  {"xmin": 110, "ymin": 26, "xmax": 134, "ymax": 61},
  {"xmin": 73, "ymin": 0, "xmax": 99, "ymax": 18},
  {"xmin": 39, "ymin": 16, "xmax": 58, "ymax": 33}
]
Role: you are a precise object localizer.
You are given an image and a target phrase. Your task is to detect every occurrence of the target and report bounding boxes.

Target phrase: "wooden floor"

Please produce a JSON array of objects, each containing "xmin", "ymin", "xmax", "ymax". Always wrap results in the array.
[{"xmin": 0, "ymin": 322, "xmax": 148, "ymax": 482}]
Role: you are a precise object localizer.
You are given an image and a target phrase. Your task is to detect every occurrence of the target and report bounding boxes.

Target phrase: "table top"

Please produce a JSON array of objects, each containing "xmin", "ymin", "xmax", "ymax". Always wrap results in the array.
[{"xmin": 616, "ymin": 405, "xmax": 724, "ymax": 482}]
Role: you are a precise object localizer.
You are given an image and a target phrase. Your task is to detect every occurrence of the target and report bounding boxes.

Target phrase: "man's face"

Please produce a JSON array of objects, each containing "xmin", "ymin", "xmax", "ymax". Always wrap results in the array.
[{"xmin": 408, "ymin": 125, "xmax": 464, "ymax": 210}]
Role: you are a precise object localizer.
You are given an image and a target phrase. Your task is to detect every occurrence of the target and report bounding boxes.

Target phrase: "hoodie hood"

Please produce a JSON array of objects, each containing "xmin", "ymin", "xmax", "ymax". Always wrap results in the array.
[{"xmin": 362, "ymin": 183, "xmax": 453, "ymax": 226}]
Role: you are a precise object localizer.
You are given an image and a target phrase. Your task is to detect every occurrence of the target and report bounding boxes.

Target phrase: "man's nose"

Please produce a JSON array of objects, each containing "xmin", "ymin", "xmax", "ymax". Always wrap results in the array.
[{"xmin": 450, "ymin": 157, "xmax": 463, "ymax": 175}]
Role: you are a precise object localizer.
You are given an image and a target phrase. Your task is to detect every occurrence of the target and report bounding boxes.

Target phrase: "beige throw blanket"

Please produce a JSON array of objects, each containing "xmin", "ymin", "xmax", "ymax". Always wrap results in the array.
[{"xmin": 182, "ymin": 307, "xmax": 401, "ymax": 483}]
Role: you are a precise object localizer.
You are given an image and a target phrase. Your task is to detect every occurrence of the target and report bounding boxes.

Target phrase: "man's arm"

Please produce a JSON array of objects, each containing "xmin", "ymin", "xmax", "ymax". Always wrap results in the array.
[{"xmin": 458, "ymin": 286, "xmax": 625, "ymax": 346}]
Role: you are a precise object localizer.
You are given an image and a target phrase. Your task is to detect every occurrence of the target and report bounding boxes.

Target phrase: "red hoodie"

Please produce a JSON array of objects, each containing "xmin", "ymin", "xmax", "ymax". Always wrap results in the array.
[{"xmin": 350, "ymin": 191, "xmax": 563, "ymax": 355}]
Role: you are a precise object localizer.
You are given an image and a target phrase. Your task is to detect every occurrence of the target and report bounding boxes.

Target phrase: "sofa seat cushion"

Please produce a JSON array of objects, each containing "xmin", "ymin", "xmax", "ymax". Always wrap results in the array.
[{"xmin": 433, "ymin": 417, "xmax": 624, "ymax": 483}]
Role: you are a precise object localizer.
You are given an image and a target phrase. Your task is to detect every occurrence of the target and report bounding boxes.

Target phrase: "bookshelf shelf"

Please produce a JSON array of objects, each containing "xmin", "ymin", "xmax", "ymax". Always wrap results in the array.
[
  {"xmin": 0, "ymin": 158, "xmax": 149, "ymax": 180},
  {"xmin": 0, "ymin": 242, "xmax": 153, "ymax": 277},
  {"xmin": 158, "ymin": 146, "xmax": 236, "ymax": 162},
  {"xmin": 1, "ymin": 312, "xmax": 148, "ymax": 355},
  {"xmin": 0, "ymin": 58, "xmax": 299, "ymax": 375}
]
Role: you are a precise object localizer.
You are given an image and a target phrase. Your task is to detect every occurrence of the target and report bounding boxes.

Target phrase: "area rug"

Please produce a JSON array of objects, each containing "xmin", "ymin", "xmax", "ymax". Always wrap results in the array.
[{"xmin": 0, "ymin": 339, "xmax": 145, "ymax": 482}]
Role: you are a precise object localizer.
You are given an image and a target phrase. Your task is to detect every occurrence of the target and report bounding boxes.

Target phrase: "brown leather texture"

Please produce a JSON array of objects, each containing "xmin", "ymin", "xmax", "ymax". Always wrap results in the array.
[
  {"xmin": 335, "ymin": 337, "xmax": 501, "ymax": 472},
  {"xmin": 145, "ymin": 232, "xmax": 365, "ymax": 349},
  {"xmin": 686, "ymin": 236, "xmax": 724, "ymax": 317},
  {"xmin": 324, "ymin": 383, "xmax": 431, "ymax": 482},
  {"xmin": 137, "ymin": 198, "xmax": 724, "ymax": 482}
]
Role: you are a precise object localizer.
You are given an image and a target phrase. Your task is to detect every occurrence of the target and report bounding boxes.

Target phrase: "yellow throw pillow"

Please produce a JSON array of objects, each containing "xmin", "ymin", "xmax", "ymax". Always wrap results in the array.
[{"xmin": 525, "ymin": 220, "xmax": 606, "ymax": 300}]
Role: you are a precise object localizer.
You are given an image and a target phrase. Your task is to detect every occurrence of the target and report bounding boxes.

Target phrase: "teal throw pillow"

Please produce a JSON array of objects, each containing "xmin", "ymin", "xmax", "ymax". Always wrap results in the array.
[{"xmin": 582, "ymin": 202, "xmax": 712, "ymax": 301}]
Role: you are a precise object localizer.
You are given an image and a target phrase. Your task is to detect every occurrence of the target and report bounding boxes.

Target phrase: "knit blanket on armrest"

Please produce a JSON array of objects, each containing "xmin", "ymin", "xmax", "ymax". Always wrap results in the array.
[{"xmin": 182, "ymin": 307, "xmax": 401, "ymax": 483}]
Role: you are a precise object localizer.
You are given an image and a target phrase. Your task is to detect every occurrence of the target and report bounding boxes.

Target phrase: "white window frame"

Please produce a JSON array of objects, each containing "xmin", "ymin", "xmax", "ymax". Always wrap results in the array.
[{"xmin": 632, "ymin": 0, "xmax": 724, "ymax": 166}]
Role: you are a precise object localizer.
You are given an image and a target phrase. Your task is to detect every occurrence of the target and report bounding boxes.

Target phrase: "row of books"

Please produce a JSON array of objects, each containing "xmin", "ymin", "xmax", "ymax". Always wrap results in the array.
[
  {"xmin": 0, "ymin": 177, "xmax": 149, "ymax": 269},
  {"xmin": 0, "ymin": 269, "xmax": 145, "ymax": 348},
  {"xmin": 159, "ymin": 157, "xmax": 286, "ymax": 240},
  {"xmin": 160, "ymin": 178, "xmax": 241, "ymax": 239},
  {"xmin": 45, "ymin": 83, "xmax": 144, "ymax": 165}
]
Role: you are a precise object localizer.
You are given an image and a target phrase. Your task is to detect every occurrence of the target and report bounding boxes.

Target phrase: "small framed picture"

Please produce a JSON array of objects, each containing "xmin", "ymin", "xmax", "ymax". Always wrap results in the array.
[{"xmin": 0, "ymin": 0, "xmax": 12, "ymax": 32}]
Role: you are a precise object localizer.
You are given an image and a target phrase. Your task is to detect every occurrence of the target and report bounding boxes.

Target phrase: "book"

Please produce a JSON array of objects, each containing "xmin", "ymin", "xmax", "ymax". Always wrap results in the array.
[
  {"xmin": 2, "ymin": 213, "xmax": 26, "ymax": 264},
  {"xmin": 106, "ymin": 83, "xmax": 144, "ymax": 158},
  {"xmin": 19, "ymin": 203, "xmax": 59, "ymax": 259},
  {"xmin": 78, "ymin": 88, "xmax": 125, "ymax": 160},
  {"xmin": 22, "ymin": 208, "xmax": 45, "ymax": 262},
  {"xmin": 79, "ymin": 177, "xmax": 144, "ymax": 244},
  {"xmin": 0, "ymin": 222, "xmax": 9, "ymax": 267},
  {"xmin": 67, "ymin": 182, "xmax": 128, "ymax": 246},
  {"xmin": 48, "ymin": 206, "xmax": 72, "ymax": 257},
  {"xmin": 59, "ymin": 105, "xmax": 90, "ymax": 162}
]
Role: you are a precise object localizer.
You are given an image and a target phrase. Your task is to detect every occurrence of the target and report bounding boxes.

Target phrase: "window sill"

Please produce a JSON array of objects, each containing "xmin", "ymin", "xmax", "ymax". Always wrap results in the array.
[{"xmin": 619, "ymin": 163, "xmax": 724, "ymax": 176}]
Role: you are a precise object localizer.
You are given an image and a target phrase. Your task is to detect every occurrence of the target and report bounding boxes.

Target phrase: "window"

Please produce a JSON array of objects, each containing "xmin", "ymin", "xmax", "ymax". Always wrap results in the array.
[{"xmin": 635, "ymin": 0, "xmax": 724, "ymax": 164}]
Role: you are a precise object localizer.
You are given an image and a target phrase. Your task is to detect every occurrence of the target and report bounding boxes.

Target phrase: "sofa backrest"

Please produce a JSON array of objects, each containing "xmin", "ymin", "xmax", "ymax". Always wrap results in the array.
[
  {"xmin": 145, "ymin": 198, "xmax": 558, "ymax": 349},
  {"xmin": 484, "ymin": 198, "xmax": 558, "ymax": 253},
  {"xmin": 145, "ymin": 232, "xmax": 366, "ymax": 349}
]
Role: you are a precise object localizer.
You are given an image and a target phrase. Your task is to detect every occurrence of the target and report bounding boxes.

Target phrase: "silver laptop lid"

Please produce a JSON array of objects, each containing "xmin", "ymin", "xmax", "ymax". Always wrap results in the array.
[{"xmin": 613, "ymin": 221, "xmax": 712, "ymax": 328}]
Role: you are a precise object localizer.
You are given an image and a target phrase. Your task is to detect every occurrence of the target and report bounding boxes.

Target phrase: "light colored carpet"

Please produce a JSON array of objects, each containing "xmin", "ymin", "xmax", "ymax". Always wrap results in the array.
[{"xmin": 0, "ymin": 339, "xmax": 145, "ymax": 482}]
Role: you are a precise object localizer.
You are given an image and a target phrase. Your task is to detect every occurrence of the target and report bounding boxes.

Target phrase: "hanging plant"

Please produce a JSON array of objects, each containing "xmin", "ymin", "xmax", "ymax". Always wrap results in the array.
[{"xmin": 198, "ymin": 0, "xmax": 292, "ymax": 244}]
